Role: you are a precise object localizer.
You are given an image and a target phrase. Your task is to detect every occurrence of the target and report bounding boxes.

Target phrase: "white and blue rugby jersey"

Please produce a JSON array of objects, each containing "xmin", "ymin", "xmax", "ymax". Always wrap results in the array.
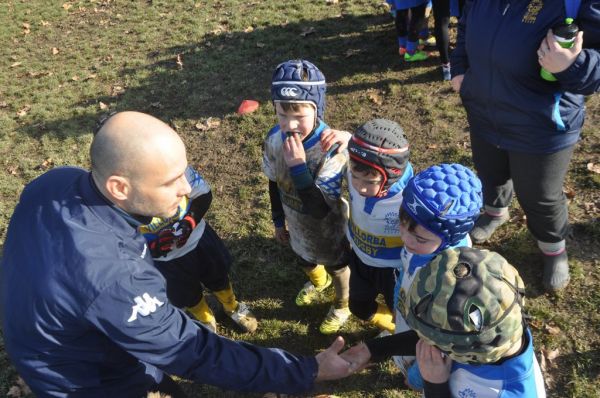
[
  {"xmin": 346, "ymin": 163, "xmax": 413, "ymax": 268},
  {"xmin": 263, "ymin": 121, "xmax": 348, "ymax": 265},
  {"xmin": 138, "ymin": 166, "xmax": 211, "ymax": 261}
]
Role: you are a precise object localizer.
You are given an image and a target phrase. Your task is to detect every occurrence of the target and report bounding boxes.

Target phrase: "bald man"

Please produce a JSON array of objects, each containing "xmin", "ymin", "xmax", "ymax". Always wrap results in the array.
[{"xmin": 0, "ymin": 111, "xmax": 353, "ymax": 398}]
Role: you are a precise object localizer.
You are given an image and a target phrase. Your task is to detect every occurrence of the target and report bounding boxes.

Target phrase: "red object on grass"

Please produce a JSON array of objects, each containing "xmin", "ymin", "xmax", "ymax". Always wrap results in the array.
[{"xmin": 237, "ymin": 100, "xmax": 260, "ymax": 115}]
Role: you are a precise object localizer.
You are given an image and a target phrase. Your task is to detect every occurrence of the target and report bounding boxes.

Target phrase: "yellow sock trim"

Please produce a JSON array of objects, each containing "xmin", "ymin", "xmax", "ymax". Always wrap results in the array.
[
  {"xmin": 370, "ymin": 303, "xmax": 395, "ymax": 333},
  {"xmin": 187, "ymin": 296, "xmax": 215, "ymax": 324},
  {"xmin": 304, "ymin": 264, "xmax": 328, "ymax": 288},
  {"xmin": 213, "ymin": 283, "xmax": 239, "ymax": 313}
]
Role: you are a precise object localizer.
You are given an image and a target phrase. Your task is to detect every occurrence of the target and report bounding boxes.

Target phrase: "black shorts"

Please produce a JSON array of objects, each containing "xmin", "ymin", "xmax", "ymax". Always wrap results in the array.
[{"xmin": 154, "ymin": 223, "xmax": 231, "ymax": 308}]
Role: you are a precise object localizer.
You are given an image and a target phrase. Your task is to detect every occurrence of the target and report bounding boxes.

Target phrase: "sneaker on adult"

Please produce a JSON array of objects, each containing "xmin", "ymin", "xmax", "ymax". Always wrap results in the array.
[
  {"xmin": 404, "ymin": 50, "xmax": 428, "ymax": 62},
  {"xmin": 295, "ymin": 273, "xmax": 332, "ymax": 306},
  {"xmin": 441, "ymin": 63, "xmax": 452, "ymax": 81},
  {"xmin": 470, "ymin": 212, "xmax": 510, "ymax": 243},
  {"xmin": 226, "ymin": 302, "xmax": 258, "ymax": 333},
  {"xmin": 542, "ymin": 251, "xmax": 570, "ymax": 292},
  {"xmin": 319, "ymin": 306, "xmax": 351, "ymax": 335}
]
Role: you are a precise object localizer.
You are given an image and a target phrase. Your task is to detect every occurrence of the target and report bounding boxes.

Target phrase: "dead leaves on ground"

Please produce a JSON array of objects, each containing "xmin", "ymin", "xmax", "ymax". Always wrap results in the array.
[
  {"xmin": 6, "ymin": 377, "xmax": 31, "ymax": 397},
  {"xmin": 195, "ymin": 117, "xmax": 221, "ymax": 131}
]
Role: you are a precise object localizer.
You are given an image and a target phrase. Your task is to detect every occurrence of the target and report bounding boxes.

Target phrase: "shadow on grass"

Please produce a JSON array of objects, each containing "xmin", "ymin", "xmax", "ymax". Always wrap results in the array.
[{"xmin": 17, "ymin": 12, "xmax": 443, "ymax": 138}]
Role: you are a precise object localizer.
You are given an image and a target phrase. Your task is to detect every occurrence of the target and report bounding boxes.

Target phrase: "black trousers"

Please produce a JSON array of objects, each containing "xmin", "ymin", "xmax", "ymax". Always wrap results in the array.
[
  {"xmin": 154, "ymin": 223, "xmax": 231, "ymax": 308},
  {"xmin": 395, "ymin": 4, "xmax": 428, "ymax": 42},
  {"xmin": 348, "ymin": 249, "xmax": 397, "ymax": 321},
  {"xmin": 470, "ymin": 132, "xmax": 575, "ymax": 243}
]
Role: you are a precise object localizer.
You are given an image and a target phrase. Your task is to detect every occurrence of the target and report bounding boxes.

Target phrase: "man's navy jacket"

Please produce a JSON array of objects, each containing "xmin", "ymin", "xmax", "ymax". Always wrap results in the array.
[
  {"xmin": 0, "ymin": 167, "xmax": 317, "ymax": 397},
  {"xmin": 451, "ymin": 0, "xmax": 600, "ymax": 153}
]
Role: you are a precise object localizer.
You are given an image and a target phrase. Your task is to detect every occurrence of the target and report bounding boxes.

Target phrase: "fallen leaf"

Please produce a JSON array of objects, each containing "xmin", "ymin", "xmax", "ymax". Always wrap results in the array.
[
  {"xmin": 71, "ymin": 75, "xmax": 79, "ymax": 81},
  {"xmin": 256, "ymin": 42, "xmax": 265, "ymax": 48},
  {"xmin": 99, "ymin": 101, "xmax": 109, "ymax": 110},
  {"xmin": 22, "ymin": 22, "xmax": 31, "ymax": 34},
  {"xmin": 427, "ymin": 144, "xmax": 438, "ymax": 149},
  {"xmin": 16, "ymin": 377, "xmax": 31, "ymax": 395},
  {"xmin": 300, "ymin": 27, "xmax": 315, "ymax": 37},
  {"xmin": 62, "ymin": 3, "xmax": 72, "ymax": 11},
  {"xmin": 0, "ymin": 101, "xmax": 8, "ymax": 108},
  {"xmin": 544, "ymin": 324, "xmax": 561, "ymax": 335},
  {"xmin": 40, "ymin": 20, "xmax": 50, "ymax": 26},
  {"xmin": 326, "ymin": 0, "xmax": 339, "ymax": 4},
  {"xmin": 52, "ymin": 47, "xmax": 59, "ymax": 55},
  {"xmin": 8, "ymin": 165, "xmax": 19, "ymax": 175},
  {"xmin": 10, "ymin": 62, "xmax": 22, "ymax": 68},
  {"xmin": 244, "ymin": 26, "xmax": 254, "ymax": 33},
  {"xmin": 587, "ymin": 162, "xmax": 600, "ymax": 174},
  {"xmin": 151, "ymin": 101, "xmax": 162, "ymax": 108},
  {"xmin": 176, "ymin": 54, "xmax": 183, "ymax": 69},
  {"xmin": 195, "ymin": 117, "xmax": 221, "ymax": 131},
  {"xmin": 16, "ymin": 105, "xmax": 31, "ymax": 117},
  {"xmin": 37, "ymin": 158, "xmax": 54, "ymax": 171},
  {"xmin": 111, "ymin": 85, "xmax": 125, "ymax": 96},
  {"xmin": 85, "ymin": 73, "xmax": 97, "ymax": 80},
  {"xmin": 563, "ymin": 186, "xmax": 576, "ymax": 199},
  {"xmin": 344, "ymin": 48, "xmax": 361, "ymax": 57},
  {"xmin": 367, "ymin": 91, "xmax": 383, "ymax": 105}
]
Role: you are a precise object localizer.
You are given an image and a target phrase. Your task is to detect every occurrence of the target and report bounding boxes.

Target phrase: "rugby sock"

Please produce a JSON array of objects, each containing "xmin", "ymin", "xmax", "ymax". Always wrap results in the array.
[
  {"xmin": 369, "ymin": 303, "xmax": 395, "ymax": 333},
  {"xmin": 187, "ymin": 296, "xmax": 215, "ymax": 324},
  {"xmin": 303, "ymin": 264, "xmax": 329, "ymax": 288},
  {"xmin": 329, "ymin": 266, "xmax": 350, "ymax": 309},
  {"xmin": 397, "ymin": 36, "xmax": 407, "ymax": 48},
  {"xmin": 213, "ymin": 282, "xmax": 239, "ymax": 314},
  {"xmin": 406, "ymin": 40, "xmax": 418, "ymax": 55}
]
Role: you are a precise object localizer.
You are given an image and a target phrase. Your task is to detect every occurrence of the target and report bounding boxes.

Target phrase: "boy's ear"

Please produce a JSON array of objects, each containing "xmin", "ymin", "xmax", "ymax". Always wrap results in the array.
[{"xmin": 105, "ymin": 175, "xmax": 131, "ymax": 202}]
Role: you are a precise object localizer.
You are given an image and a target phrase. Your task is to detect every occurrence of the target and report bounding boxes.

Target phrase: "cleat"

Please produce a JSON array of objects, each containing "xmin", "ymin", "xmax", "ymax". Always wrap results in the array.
[
  {"xmin": 226, "ymin": 302, "xmax": 258, "ymax": 333},
  {"xmin": 319, "ymin": 306, "xmax": 351, "ymax": 334},
  {"xmin": 442, "ymin": 64, "xmax": 452, "ymax": 81},
  {"xmin": 295, "ymin": 273, "xmax": 332, "ymax": 306},
  {"xmin": 404, "ymin": 51, "xmax": 429, "ymax": 62}
]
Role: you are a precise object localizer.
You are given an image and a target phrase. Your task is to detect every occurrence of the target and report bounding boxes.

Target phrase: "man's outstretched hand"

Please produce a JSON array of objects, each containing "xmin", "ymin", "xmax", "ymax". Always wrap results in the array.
[{"xmin": 315, "ymin": 336, "xmax": 353, "ymax": 381}]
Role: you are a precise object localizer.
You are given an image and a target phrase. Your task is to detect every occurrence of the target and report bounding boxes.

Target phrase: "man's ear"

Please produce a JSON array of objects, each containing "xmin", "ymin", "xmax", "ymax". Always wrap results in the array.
[{"xmin": 105, "ymin": 175, "xmax": 131, "ymax": 201}]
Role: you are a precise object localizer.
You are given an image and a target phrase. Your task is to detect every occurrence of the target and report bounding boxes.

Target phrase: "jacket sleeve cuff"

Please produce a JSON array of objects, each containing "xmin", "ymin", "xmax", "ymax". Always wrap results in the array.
[
  {"xmin": 289, "ymin": 163, "xmax": 314, "ymax": 190},
  {"xmin": 554, "ymin": 51, "xmax": 586, "ymax": 83}
]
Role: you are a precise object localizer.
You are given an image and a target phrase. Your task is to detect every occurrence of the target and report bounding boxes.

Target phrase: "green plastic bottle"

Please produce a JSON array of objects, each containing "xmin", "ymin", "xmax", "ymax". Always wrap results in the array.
[{"xmin": 540, "ymin": 18, "xmax": 579, "ymax": 81}]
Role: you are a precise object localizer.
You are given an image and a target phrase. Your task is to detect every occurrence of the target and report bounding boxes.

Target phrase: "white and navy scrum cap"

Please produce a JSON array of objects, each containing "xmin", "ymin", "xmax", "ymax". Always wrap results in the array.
[{"xmin": 271, "ymin": 59, "xmax": 326, "ymax": 120}]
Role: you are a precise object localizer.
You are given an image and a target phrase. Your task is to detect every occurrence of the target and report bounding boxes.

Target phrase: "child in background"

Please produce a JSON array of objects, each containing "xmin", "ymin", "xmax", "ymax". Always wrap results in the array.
[
  {"xmin": 140, "ymin": 166, "xmax": 258, "ymax": 334},
  {"xmin": 344, "ymin": 247, "xmax": 546, "ymax": 397},
  {"xmin": 346, "ymin": 119, "xmax": 413, "ymax": 335},
  {"xmin": 263, "ymin": 60, "xmax": 351, "ymax": 334},
  {"xmin": 431, "ymin": 0, "xmax": 465, "ymax": 80},
  {"xmin": 394, "ymin": 163, "xmax": 482, "ymax": 389},
  {"xmin": 390, "ymin": 0, "xmax": 430, "ymax": 61}
]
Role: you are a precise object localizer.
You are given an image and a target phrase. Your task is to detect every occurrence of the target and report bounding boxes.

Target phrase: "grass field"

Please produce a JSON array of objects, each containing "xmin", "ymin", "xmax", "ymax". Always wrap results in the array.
[{"xmin": 1, "ymin": 1, "xmax": 599, "ymax": 397}]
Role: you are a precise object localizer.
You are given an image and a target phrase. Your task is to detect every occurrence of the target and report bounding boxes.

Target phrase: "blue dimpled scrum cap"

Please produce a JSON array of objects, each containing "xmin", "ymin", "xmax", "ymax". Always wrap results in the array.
[
  {"xmin": 402, "ymin": 164, "xmax": 483, "ymax": 250},
  {"xmin": 271, "ymin": 59, "xmax": 326, "ymax": 119}
]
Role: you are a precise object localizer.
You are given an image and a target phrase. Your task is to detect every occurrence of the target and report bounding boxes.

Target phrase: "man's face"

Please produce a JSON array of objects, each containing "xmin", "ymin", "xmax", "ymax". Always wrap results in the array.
[
  {"xmin": 126, "ymin": 145, "xmax": 191, "ymax": 219},
  {"xmin": 275, "ymin": 102, "xmax": 316, "ymax": 140},
  {"xmin": 350, "ymin": 165, "xmax": 383, "ymax": 197}
]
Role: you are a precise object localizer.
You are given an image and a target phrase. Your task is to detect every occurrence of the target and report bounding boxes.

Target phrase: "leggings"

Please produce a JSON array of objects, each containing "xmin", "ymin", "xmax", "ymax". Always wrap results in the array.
[
  {"xmin": 432, "ymin": 0, "xmax": 465, "ymax": 63},
  {"xmin": 395, "ymin": 3, "xmax": 428, "ymax": 43}
]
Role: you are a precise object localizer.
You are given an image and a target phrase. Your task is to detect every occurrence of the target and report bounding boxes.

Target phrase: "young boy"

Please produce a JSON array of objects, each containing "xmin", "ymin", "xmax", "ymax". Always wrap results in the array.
[
  {"xmin": 345, "ymin": 247, "xmax": 546, "ymax": 397},
  {"xmin": 139, "ymin": 166, "xmax": 257, "ymax": 333},
  {"xmin": 393, "ymin": 163, "xmax": 482, "ymax": 388},
  {"xmin": 263, "ymin": 59, "xmax": 351, "ymax": 334},
  {"xmin": 346, "ymin": 119, "xmax": 413, "ymax": 334}
]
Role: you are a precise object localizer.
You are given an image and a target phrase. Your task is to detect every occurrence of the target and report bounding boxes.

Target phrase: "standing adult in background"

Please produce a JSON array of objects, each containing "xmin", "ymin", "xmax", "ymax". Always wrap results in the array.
[
  {"xmin": 0, "ymin": 111, "xmax": 353, "ymax": 397},
  {"xmin": 450, "ymin": 0, "xmax": 600, "ymax": 292}
]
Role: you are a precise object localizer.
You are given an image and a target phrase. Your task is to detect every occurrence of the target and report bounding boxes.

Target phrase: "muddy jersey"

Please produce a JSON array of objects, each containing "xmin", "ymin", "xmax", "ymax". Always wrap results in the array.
[
  {"xmin": 138, "ymin": 166, "xmax": 211, "ymax": 262},
  {"xmin": 263, "ymin": 120, "xmax": 349, "ymax": 265},
  {"xmin": 346, "ymin": 163, "xmax": 413, "ymax": 268}
]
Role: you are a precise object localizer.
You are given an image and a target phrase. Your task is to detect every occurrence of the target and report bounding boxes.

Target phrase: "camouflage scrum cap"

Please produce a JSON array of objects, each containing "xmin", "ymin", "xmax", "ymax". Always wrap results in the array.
[{"xmin": 405, "ymin": 247, "xmax": 525, "ymax": 364}]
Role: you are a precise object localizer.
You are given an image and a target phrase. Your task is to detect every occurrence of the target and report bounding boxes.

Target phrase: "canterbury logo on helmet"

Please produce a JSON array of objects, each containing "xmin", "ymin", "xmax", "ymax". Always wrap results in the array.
[{"xmin": 279, "ymin": 87, "xmax": 299, "ymax": 97}]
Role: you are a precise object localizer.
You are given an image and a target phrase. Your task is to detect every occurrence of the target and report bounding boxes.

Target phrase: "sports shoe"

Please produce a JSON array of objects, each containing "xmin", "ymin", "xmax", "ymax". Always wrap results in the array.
[
  {"xmin": 470, "ymin": 212, "xmax": 510, "ymax": 243},
  {"xmin": 404, "ymin": 51, "xmax": 428, "ymax": 62},
  {"xmin": 542, "ymin": 251, "xmax": 570, "ymax": 292},
  {"xmin": 442, "ymin": 64, "xmax": 451, "ymax": 81},
  {"xmin": 226, "ymin": 302, "xmax": 258, "ymax": 333},
  {"xmin": 420, "ymin": 36, "xmax": 436, "ymax": 48},
  {"xmin": 398, "ymin": 46, "xmax": 407, "ymax": 56},
  {"xmin": 295, "ymin": 273, "xmax": 332, "ymax": 306},
  {"xmin": 319, "ymin": 306, "xmax": 351, "ymax": 334}
]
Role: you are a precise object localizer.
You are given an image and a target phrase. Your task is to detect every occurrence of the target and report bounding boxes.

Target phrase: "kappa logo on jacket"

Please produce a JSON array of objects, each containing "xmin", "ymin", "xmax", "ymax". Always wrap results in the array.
[{"xmin": 127, "ymin": 293, "xmax": 164, "ymax": 322}]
